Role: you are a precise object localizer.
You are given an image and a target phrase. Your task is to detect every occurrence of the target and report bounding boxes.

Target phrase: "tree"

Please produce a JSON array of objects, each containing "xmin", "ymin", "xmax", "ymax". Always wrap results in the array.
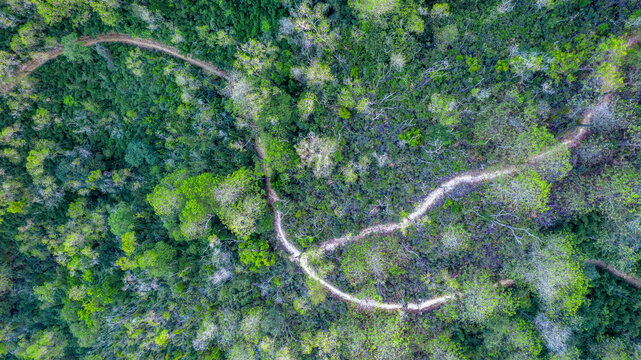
[
  {"xmin": 136, "ymin": 241, "xmax": 177, "ymax": 278},
  {"xmin": 0, "ymin": 50, "xmax": 17, "ymax": 80},
  {"xmin": 125, "ymin": 48, "xmax": 144, "ymax": 77},
  {"xmin": 440, "ymin": 223, "xmax": 470, "ymax": 251},
  {"xmin": 534, "ymin": 145, "xmax": 572, "ymax": 181},
  {"xmin": 515, "ymin": 234, "xmax": 588, "ymax": 316},
  {"xmin": 148, "ymin": 169, "xmax": 267, "ymax": 241},
  {"xmin": 120, "ymin": 231, "xmax": 137, "ymax": 256},
  {"xmin": 594, "ymin": 166, "xmax": 641, "ymax": 222},
  {"xmin": 297, "ymin": 92, "xmax": 317, "ymax": 119},
  {"xmin": 534, "ymin": 313, "xmax": 571, "ymax": 355},
  {"xmin": 590, "ymin": 337, "xmax": 641, "ymax": 360},
  {"xmin": 482, "ymin": 317, "xmax": 543, "ymax": 359},
  {"xmin": 434, "ymin": 24, "xmax": 458, "ymax": 51},
  {"xmin": 595, "ymin": 35, "xmax": 629, "ymax": 93},
  {"xmin": 510, "ymin": 125, "xmax": 557, "ymax": 162},
  {"xmin": 0, "ymin": 265, "xmax": 11, "ymax": 296},
  {"xmin": 41, "ymin": 199, "xmax": 106, "ymax": 276},
  {"xmin": 286, "ymin": 2, "xmax": 337, "ymax": 51},
  {"xmin": 234, "ymin": 39, "xmax": 276, "ymax": 76},
  {"xmin": 339, "ymin": 314, "xmax": 409, "ymax": 360},
  {"xmin": 238, "ymin": 238, "xmax": 275, "ymax": 271},
  {"xmin": 239, "ymin": 307, "xmax": 263, "ymax": 345},
  {"xmin": 17, "ymin": 330, "xmax": 67, "ymax": 360},
  {"xmin": 429, "ymin": 93, "xmax": 459, "ymax": 126},
  {"xmin": 261, "ymin": 133, "xmax": 298, "ymax": 175},
  {"xmin": 489, "ymin": 169, "xmax": 551, "ymax": 214},
  {"xmin": 437, "ymin": 269, "xmax": 515, "ymax": 324},
  {"xmin": 301, "ymin": 60, "xmax": 334, "ymax": 86},
  {"xmin": 228, "ymin": 342, "xmax": 255, "ymax": 360},
  {"xmin": 426, "ymin": 334, "xmax": 467, "ymax": 360},
  {"xmin": 350, "ymin": 0, "xmax": 398, "ymax": 19},
  {"xmin": 108, "ymin": 203, "xmax": 134, "ymax": 237},
  {"xmin": 431, "ymin": 3, "xmax": 450, "ymax": 18},
  {"xmin": 124, "ymin": 139, "xmax": 157, "ymax": 168},
  {"xmin": 61, "ymin": 33, "xmax": 91, "ymax": 63},
  {"xmin": 295, "ymin": 134, "xmax": 339, "ymax": 178}
]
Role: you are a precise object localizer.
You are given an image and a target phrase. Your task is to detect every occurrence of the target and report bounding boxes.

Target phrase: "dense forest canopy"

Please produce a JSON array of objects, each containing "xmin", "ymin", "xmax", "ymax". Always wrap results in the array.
[{"xmin": 1, "ymin": 0, "xmax": 641, "ymax": 359}]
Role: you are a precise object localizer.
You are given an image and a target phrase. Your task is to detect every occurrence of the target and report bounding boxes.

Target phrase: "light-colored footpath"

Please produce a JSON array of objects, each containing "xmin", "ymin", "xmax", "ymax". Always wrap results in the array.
[{"xmin": 4, "ymin": 33, "xmax": 639, "ymax": 313}]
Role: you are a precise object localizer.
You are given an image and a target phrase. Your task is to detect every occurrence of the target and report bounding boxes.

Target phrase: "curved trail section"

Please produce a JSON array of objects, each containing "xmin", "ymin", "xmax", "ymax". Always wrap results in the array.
[
  {"xmin": 1, "ymin": 33, "xmax": 230, "ymax": 93},
  {"xmin": 4, "ymin": 34, "xmax": 640, "ymax": 312},
  {"xmin": 585, "ymin": 260, "xmax": 641, "ymax": 289},
  {"xmin": 318, "ymin": 95, "xmax": 604, "ymax": 254}
]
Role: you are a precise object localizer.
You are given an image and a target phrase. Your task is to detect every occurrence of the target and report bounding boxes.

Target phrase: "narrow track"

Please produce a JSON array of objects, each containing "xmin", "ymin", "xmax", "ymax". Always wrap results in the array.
[
  {"xmin": 4, "ymin": 33, "xmax": 639, "ymax": 313},
  {"xmin": 0, "ymin": 33, "xmax": 230, "ymax": 93}
]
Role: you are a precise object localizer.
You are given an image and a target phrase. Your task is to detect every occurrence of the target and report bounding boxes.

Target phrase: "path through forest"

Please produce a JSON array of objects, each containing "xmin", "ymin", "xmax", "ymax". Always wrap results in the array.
[
  {"xmin": 1, "ymin": 33, "xmax": 231, "ymax": 94},
  {"xmin": 3, "ymin": 33, "xmax": 639, "ymax": 314}
]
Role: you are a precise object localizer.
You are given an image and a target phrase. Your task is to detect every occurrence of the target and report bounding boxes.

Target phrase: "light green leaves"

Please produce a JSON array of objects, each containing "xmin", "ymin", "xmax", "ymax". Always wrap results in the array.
[
  {"xmin": 350, "ymin": 0, "xmax": 399, "ymax": 19},
  {"xmin": 489, "ymin": 168, "xmax": 551, "ymax": 213},
  {"xmin": 147, "ymin": 168, "xmax": 266, "ymax": 240}
]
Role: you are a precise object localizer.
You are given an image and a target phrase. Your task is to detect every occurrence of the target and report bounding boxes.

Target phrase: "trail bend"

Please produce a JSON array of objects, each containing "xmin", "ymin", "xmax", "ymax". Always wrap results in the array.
[
  {"xmin": 1, "ymin": 33, "xmax": 230, "ymax": 93},
  {"xmin": 317, "ymin": 97, "xmax": 601, "ymax": 254},
  {"xmin": 4, "ymin": 33, "xmax": 640, "ymax": 313}
]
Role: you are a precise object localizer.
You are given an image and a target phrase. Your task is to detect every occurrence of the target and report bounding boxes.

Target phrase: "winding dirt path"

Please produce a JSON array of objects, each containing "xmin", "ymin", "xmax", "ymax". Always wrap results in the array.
[
  {"xmin": 318, "ymin": 93, "xmax": 609, "ymax": 254},
  {"xmin": 4, "ymin": 33, "xmax": 639, "ymax": 313},
  {"xmin": 0, "ymin": 33, "xmax": 230, "ymax": 93},
  {"xmin": 585, "ymin": 259, "xmax": 641, "ymax": 289}
]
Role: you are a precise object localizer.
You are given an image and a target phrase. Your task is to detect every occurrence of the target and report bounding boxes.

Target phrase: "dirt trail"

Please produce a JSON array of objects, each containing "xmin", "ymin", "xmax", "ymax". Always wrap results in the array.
[
  {"xmin": 1, "ymin": 33, "xmax": 230, "ymax": 93},
  {"xmin": 585, "ymin": 259, "xmax": 641, "ymax": 289},
  {"xmin": 4, "ymin": 32, "xmax": 639, "ymax": 313},
  {"xmin": 317, "ymin": 90, "xmax": 620, "ymax": 254}
]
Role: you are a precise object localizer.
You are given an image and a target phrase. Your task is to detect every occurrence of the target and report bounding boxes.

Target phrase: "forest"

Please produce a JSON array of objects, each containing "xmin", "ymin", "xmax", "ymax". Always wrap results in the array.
[{"xmin": 1, "ymin": 0, "xmax": 641, "ymax": 359}]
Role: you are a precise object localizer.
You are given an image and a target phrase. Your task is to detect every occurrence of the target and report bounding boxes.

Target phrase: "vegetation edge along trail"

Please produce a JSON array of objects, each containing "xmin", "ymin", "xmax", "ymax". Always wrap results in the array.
[
  {"xmin": 0, "ymin": 32, "xmax": 231, "ymax": 94},
  {"xmin": 5, "ymin": 33, "xmax": 640, "ymax": 315}
]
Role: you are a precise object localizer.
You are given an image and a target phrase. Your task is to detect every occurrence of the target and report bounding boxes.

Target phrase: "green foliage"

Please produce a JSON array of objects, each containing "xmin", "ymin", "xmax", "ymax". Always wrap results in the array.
[
  {"xmin": 465, "ymin": 56, "xmax": 480, "ymax": 74},
  {"xmin": 434, "ymin": 24, "xmax": 459, "ymax": 51},
  {"xmin": 61, "ymin": 33, "xmax": 91, "ymax": 63},
  {"xmin": 339, "ymin": 236, "xmax": 403, "ymax": 286},
  {"xmin": 482, "ymin": 317, "xmax": 543, "ymax": 359},
  {"xmin": 261, "ymin": 133, "xmax": 297, "ymax": 174},
  {"xmin": 596, "ymin": 62, "xmax": 624, "ymax": 93},
  {"xmin": 0, "ymin": 265, "xmax": 11, "ymax": 296},
  {"xmin": 305, "ymin": 277, "xmax": 327, "ymax": 305},
  {"xmin": 426, "ymin": 334, "xmax": 467, "ymax": 360},
  {"xmin": 431, "ymin": 3, "xmax": 451, "ymax": 18},
  {"xmin": 350, "ymin": 0, "xmax": 399, "ymax": 19},
  {"xmin": 516, "ymin": 234, "xmax": 589, "ymax": 317},
  {"xmin": 234, "ymin": 39, "xmax": 276, "ymax": 76},
  {"xmin": 518, "ymin": 125, "xmax": 556, "ymax": 157},
  {"xmin": 338, "ymin": 107, "xmax": 352, "ymax": 119},
  {"xmin": 124, "ymin": 139, "xmax": 157, "ymax": 168},
  {"xmin": 1, "ymin": 1, "xmax": 639, "ymax": 359},
  {"xmin": 120, "ymin": 231, "xmax": 136, "ymax": 256},
  {"xmin": 148, "ymin": 168, "xmax": 267, "ymax": 240},
  {"xmin": 136, "ymin": 241, "xmax": 177, "ymax": 278},
  {"xmin": 17, "ymin": 330, "xmax": 67, "ymax": 360},
  {"xmin": 6, "ymin": 200, "xmax": 26, "ymax": 213},
  {"xmin": 297, "ymin": 92, "xmax": 317, "ymax": 119},
  {"xmin": 429, "ymin": 93, "xmax": 459, "ymax": 126},
  {"xmin": 238, "ymin": 238, "xmax": 275, "ymax": 271},
  {"xmin": 297, "ymin": 235, "xmax": 315, "ymax": 248},
  {"xmin": 153, "ymin": 329, "xmax": 170, "ymax": 347},
  {"xmin": 489, "ymin": 169, "xmax": 551, "ymax": 213},
  {"xmin": 108, "ymin": 203, "xmax": 134, "ymax": 237},
  {"xmin": 441, "ymin": 223, "xmax": 470, "ymax": 251},
  {"xmin": 339, "ymin": 314, "xmax": 409, "ymax": 360},
  {"xmin": 595, "ymin": 166, "xmax": 641, "ymax": 221},
  {"xmin": 398, "ymin": 128, "xmax": 422, "ymax": 147},
  {"xmin": 437, "ymin": 269, "xmax": 515, "ymax": 324}
]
